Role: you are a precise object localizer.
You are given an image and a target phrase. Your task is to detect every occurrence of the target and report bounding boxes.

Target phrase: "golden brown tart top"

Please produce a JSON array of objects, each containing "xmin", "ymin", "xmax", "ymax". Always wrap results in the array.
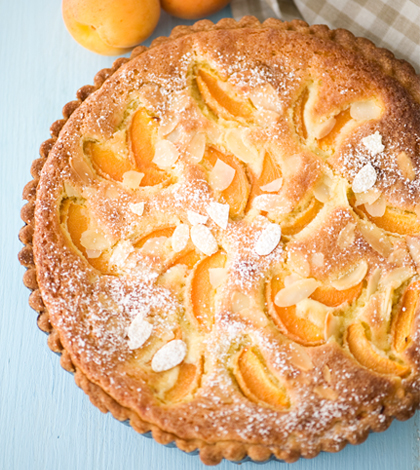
[{"xmin": 21, "ymin": 16, "xmax": 420, "ymax": 465}]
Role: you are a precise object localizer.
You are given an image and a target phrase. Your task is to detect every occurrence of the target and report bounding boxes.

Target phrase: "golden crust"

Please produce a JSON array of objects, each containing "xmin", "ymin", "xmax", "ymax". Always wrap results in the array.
[{"xmin": 20, "ymin": 16, "xmax": 420, "ymax": 465}]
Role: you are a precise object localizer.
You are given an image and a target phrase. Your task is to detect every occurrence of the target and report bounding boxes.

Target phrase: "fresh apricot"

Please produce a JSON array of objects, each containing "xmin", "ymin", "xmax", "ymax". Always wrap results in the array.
[
  {"xmin": 62, "ymin": 0, "xmax": 160, "ymax": 55},
  {"xmin": 161, "ymin": 0, "xmax": 231, "ymax": 20}
]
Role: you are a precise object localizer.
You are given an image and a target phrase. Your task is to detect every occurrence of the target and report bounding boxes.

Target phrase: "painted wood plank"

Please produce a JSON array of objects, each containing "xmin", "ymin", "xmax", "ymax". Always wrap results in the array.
[{"xmin": 0, "ymin": 0, "xmax": 419, "ymax": 469}]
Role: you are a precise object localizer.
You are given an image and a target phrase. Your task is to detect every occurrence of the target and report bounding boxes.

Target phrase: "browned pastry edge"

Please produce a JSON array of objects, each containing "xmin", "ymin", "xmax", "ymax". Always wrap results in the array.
[{"xmin": 18, "ymin": 16, "xmax": 420, "ymax": 466}]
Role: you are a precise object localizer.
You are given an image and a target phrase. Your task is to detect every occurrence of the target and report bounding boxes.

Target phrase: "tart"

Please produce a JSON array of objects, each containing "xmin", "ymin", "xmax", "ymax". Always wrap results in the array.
[{"xmin": 19, "ymin": 16, "xmax": 420, "ymax": 465}]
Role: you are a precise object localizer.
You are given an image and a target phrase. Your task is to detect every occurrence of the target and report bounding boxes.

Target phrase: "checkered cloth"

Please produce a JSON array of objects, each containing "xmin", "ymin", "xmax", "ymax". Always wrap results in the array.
[{"xmin": 231, "ymin": 0, "xmax": 420, "ymax": 72}]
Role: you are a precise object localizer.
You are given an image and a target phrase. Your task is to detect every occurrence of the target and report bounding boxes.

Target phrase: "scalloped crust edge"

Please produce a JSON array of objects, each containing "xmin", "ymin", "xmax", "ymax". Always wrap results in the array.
[{"xmin": 18, "ymin": 15, "xmax": 420, "ymax": 466}]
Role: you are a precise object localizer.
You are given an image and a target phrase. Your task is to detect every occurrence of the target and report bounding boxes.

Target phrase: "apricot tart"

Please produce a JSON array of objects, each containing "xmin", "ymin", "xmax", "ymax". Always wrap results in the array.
[{"xmin": 20, "ymin": 16, "xmax": 420, "ymax": 465}]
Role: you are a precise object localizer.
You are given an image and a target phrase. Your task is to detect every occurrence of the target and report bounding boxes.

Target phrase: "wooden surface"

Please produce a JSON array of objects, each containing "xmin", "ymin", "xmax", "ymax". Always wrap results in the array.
[{"xmin": 1, "ymin": 0, "xmax": 420, "ymax": 468}]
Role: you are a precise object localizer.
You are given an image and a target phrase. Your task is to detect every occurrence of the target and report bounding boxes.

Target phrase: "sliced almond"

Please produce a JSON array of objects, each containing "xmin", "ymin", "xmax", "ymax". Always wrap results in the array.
[
  {"xmin": 314, "ymin": 385, "xmax": 338, "ymax": 401},
  {"xmin": 253, "ymin": 194, "xmax": 287, "ymax": 212},
  {"xmin": 361, "ymin": 131, "xmax": 385, "ymax": 156},
  {"xmin": 382, "ymin": 266, "xmax": 414, "ymax": 288},
  {"xmin": 171, "ymin": 224, "xmax": 190, "ymax": 252},
  {"xmin": 314, "ymin": 117, "xmax": 336, "ymax": 140},
  {"xmin": 151, "ymin": 340, "xmax": 187, "ymax": 372},
  {"xmin": 284, "ymin": 273, "xmax": 302, "ymax": 287},
  {"xmin": 187, "ymin": 132, "xmax": 206, "ymax": 163},
  {"xmin": 274, "ymin": 278, "xmax": 319, "ymax": 307},
  {"xmin": 365, "ymin": 196, "xmax": 386, "ymax": 217},
  {"xmin": 128, "ymin": 315, "xmax": 153, "ymax": 350},
  {"xmin": 129, "ymin": 202, "xmax": 145, "ymax": 216},
  {"xmin": 350, "ymin": 100, "xmax": 382, "ymax": 121},
  {"xmin": 152, "ymin": 140, "xmax": 179, "ymax": 169},
  {"xmin": 366, "ymin": 268, "xmax": 381, "ymax": 297},
  {"xmin": 324, "ymin": 311, "xmax": 342, "ymax": 340},
  {"xmin": 352, "ymin": 163, "xmax": 377, "ymax": 193},
  {"xmin": 190, "ymin": 224, "xmax": 218, "ymax": 256},
  {"xmin": 255, "ymin": 223, "xmax": 281, "ymax": 256},
  {"xmin": 232, "ymin": 292, "xmax": 251, "ymax": 312},
  {"xmin": 209, "ymin": 158, "xmax": 236, "ymax": 191},
  {"xmin": 187, "ymin": 210, "xmax": 208, "ymax": 226},
  {"xmin": 110, "ymin": 240, "xmax": 134, "ymax": 267},
  {"xmin": 209, "ymin": 267, "xmax": 227, "ymax": 289},
  {"xmin": 206, "ymin": 202, "xmax": 229, "ymax": 229},
  {"xmin": 295, "ymin": 298, "xmax": 328, "ymax": 329},
  {"xmin": 122, "ymin": 171, "xmax": 144, "ymax": 190},
  {"xmin": 225, "ymin": 129, "xmax": 259, "ymax": 164},
  {"xmin": 311, "ymin": 252, "xmax": 325, "ymax": 268},
  {"xmin": 288, "ymin": 250, "xmax": 310, "ymax": 278},
  {"xmin": 331, "ymin": 261, "xmax": 368, "ymax": 291},
  {"xmin": 337, "ymin": 222, "xmax": 356, "ymax": 250},
  {"xmin": 249, "ymin": 83, "xmax": 282, "ymax": 113},
  {"xmin": 141, "ymin": 236, "xmax": 168, "ymax": 254},
  {"xmin": 397, "ymin": 151, "xmax": 416, "ymax": 181},
  {"xmin": 85, "ymin": 249, "xmax": 102, "ymax": 259},
  {"xmin": 158, "ymin": 115, "xmax": 179, "ymax": 139},
  {"xmin": 80, "ymin": 229, "xmax": 111, "ymax": 251},
  {"xmin": 70, "ymin": 155, "xmax": 95, "ymax": 184},
  {"xmin": 354, "ymin": 188, "xmax": 381, "ymax": 206},
  {"xmin": 407, "ymin": 236, "xmax": 420, "ymax": 270},
  {"xmin": 260, "ymin": 177, "xmax": 283, "ymax": 193},
  {"xmin": 286, "ymin": 344, "xmax": 313, "ymax": 371},
  {"xmin": 358, "ymin": 220, "xmax": 393, "ymax": 257},
  {"xmin": 313, "ymin": 179, "xmax": 331, "ymax": 203}
]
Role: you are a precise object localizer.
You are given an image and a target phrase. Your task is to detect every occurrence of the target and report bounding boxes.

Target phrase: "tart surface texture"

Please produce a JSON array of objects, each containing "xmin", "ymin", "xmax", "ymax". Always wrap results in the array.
[{"xmin": 26, "ymin": 17, "xmax": 420, "ymax": 465}]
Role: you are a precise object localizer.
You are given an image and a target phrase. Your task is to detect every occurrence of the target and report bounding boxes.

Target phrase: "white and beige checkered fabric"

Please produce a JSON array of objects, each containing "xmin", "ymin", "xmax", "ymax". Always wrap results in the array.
[{"xmin": 231, "ymin": 0, "xmax": 420, "ymax": 72}]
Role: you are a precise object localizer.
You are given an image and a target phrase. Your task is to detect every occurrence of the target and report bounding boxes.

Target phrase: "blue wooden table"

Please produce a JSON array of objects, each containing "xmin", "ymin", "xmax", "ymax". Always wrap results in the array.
[{"xmin": 1, "ymin": 1, "xmax": 420, "ymax": 469}]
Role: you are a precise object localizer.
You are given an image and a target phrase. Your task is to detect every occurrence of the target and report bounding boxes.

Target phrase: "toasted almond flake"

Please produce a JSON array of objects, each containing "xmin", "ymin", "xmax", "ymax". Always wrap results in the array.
[
  {"xmin": 171, "ymin": 224, "xmax": 189, "ymax": 252},
  {"xmin": 396, "ymin": 151, "xmax": 416, "ymax": 181},
  {"xmin": 323, "ymin": 365, "xmax": 332, "ymax": 383},
  {"xmin": 129, "ymin": 202, "xmax": 145, "ymax": 216},
  {"xmin": 350, "ymin": 101, "xmax": 382, "ymax": 121},
  {"xmin": 151, "ymin": 340, "xmax": 187, "ymax": 372},
  {"xmin": 209, "ymin": 158, "xmax": 236, "ymax": 191},
  {"xmin": 314, "ymin": 385, "xmax": 338, "ymax": 401},
  {"xmin": 260, "ymin": 177, "xmax": 283, "ymax": 193},
  {"xmin": 206, "ymin": 202, "xmax": 229, "ymax": 229},
  {"xmin": 383, "ymin": 266, "xmax": 414, "ymax": 288},
  {"xmin": 209, "ymin": 268, "xmax": 227, "ymax": 289},
  {"xmin": 253, "ymin": 194, "xmax": 286, "ymax": 212},
  {"xmin": 255, "ymin": 223, "xmax": 281, "ymax": 256},
  {"xmin": 64, "ymin": 182, "xmax": 81, "ymax": 199},
  {"xmin": 110, "ymin": 240, "xmax": 134, "ymax": 267},
  {"xmin": 288, "ymin": 251, "xmax": 311, "ymax": 278},
  {"xmin": 313, "ymin": 182, "xmax": 330, "ymax": 203},
  {"xmin": 122, "ymin": 171, "xmax": 144, "ymax": 190},
  {"xmin": 324, "ymin": 311, "xmax": 342, "ymax": 340},
  {"xmin": 352, "ymin": 163, "xmax": 377, "ymax": 193},
  {"xmin": 232, "ymin": 292, "xmax": 251, "ymax": 312},
  {"xmin": 158, "ymin": 115, "xmax": 179, "ymax": 139},
  {"xmin": 190, "ymin": 224, "xmax": 218, "ymax": 256},
  {"xmin": 407, "ymin": 236, "xmax": 420, "ymax": 271},
  {"xmin": 187, "ymin": 210, "xmax": 208, "ymax": 226},
  {"xmin": 166, "ymin": 127, "xmax": 182, "ymax": 143},
  {"xmin": 152, "ymin": 140, "xmax": 179, "ymax": 169},
  {"xmin": 286, "ymin": 344, "xmax": 313, "ymax": 371},
  {"xmin": 225, "ymin": 129, "xmax": 258, "ymax": 164},
  {"xmin": 296, "ymin": 298, "xmax": 328, "ymax": 329},
  {"xmin": 141, "ymin": 237, "xmax": 168, "ymax": 254},
  {"xmin": 249, "ymin": 83, "xmax": 282, "ymax": 113},
  {"xmin": 362, "ymin": 131, "xmax": 385, "ymax": 155},
  {"xmin": 314, "ymin": 117, "xmax": 336, "ymax": 140},
  {"xmin": 186, "ymin": 132, "xmax": 206, "ymax": 163},
  {"xmin": 70, "ymin": 155, "xmax": 95, "ymax": 184},
  {"xmin": 354, "ymin": 188, "xmax": 381, "ymax": 206},
  {"xmin": 358, "ymin": 220, "xmax": 393, "ymax": 257},
  {"xmin": 85, "ymin": 249, "xmax": 102, "ymax": 259},
  {"xmin": 284, "ymin": 273, "xmax": 302, "ymax": 287},
  {"xmin": 239, "ymin": 307, "xmax": 269, "ymax": 327},
  {"xmin": 366, "ymin": 268, "xmax": 381, "ymax": 297},
  {"xmin": 80, "ymin": 229, "xmax": 111, "ymax": 251},
  {"xmin": 105, "ymin": 187, "xmax": 120, "ymax": 199},
  {"xmin": 128, "ymin": 315, "xmax": 153, "ymax": 350},
  {"xmin": 365, "ymin": 196, "xmax": 386, "ymax": 217},
  {"xmin": 337, "ymin": 222, "xmax": 356, "ymax": 249},
  {"xmin": 274, "ymin": 278, "xmax": 319, "ymax": 307},
  {"xmin": 331, "ymin": 261, "xmax": 368, "ymax": 291},
  {"xmin": 311, "ymin": 252, "xmax": 325, "ymax": 268}
]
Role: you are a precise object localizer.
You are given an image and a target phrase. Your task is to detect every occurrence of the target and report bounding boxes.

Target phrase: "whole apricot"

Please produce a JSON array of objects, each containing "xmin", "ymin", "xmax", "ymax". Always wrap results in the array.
[
  {"xmin": 160, "ymin": 0, "xmax": 231, "ymax": 20},
  {"xmin": 62, "ymin": 0, "xmax": 160, "ymax": 56}
]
